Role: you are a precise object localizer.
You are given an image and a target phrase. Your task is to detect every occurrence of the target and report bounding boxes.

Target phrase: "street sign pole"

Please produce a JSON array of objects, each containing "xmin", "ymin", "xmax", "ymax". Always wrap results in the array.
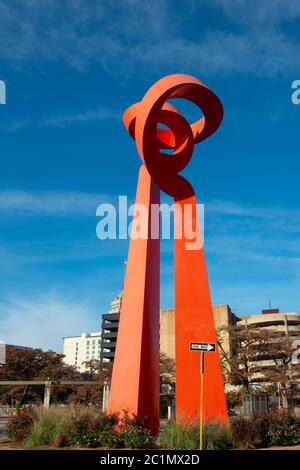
[
  {"xmin": 199, "ymin": 351, "xmax": 204, "ymax": 451},
  {"xmin": 189, "ymin": 341, "xmax": 216, "ymax": 451}
]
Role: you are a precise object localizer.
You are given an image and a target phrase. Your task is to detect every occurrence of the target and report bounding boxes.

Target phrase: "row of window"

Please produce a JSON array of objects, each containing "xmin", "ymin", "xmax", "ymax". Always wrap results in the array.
[
  {"xmin": 75, "ymin": 340, "xmax": 101, "ymax": 346},
  {"xmin": 75, "ymin": 352, "xmax": 100, "ymax": 365}
]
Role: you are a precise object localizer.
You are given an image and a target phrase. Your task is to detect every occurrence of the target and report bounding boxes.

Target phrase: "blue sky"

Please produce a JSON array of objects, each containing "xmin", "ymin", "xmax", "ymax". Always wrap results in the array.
[{"xmin": 0, "ymin": 0, "xmax": 300, "ymax": 351}]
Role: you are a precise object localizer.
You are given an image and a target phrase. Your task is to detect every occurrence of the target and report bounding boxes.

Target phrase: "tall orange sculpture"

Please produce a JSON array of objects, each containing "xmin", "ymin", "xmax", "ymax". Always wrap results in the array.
[{"xmin": 108, "ymin": 74, "xmax": 228, "ymax": 435}]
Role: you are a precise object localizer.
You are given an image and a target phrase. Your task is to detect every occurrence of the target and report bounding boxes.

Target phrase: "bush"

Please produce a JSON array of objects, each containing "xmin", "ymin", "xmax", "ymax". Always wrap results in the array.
[
  {"xmin": 268, "ymin": 412, "xmax": 300, "ymax": 447},
  {"xmin": 6, "ymin": 405, "xmax": 150, "ymax": 449},
  {"xmin": 25, "ymin": 409, "xmax": 64, "ymax": 447},
  {"xmin": 226, "ymin": 391, "xmax": 243, "ymax": 410},
  {"xmin": 251, "ymin": 412, "xmax": 271, "ymax": 447},
  {"xmin": 158, "ymin": 421, "xmax": 233, "ymax": 450},
  {"xmin": 65, "ymin": 413, "xmax": 117, "ymax": 448},
  {"xmin": 231, "ymin": 416, "xmax": 261, "ymax": 449},
  {"xmin": 98, "ymin": 428, "xmax": 126, "ymax": 448},
  {"xmin": 204, "ymin": 423, "xmax": 233, "ymax": 450},
  {"xmin": 232, "ymin": 412, "xmax": 300, "ymax": 449},
  {"xmin": 158, "ymin": 421, "xmax": 197, "ymax": 449},
  {"xmin": 7, "ymin": 408, "xmax": 35, "ymax": 443},
  {"xmin": 98, "ymin": 411, "xmax": 150, "ymax": 449}
]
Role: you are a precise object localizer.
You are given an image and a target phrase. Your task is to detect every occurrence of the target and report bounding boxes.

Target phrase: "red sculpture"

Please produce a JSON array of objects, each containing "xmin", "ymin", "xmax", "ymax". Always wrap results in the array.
[{"xmin": 108, "ymin": 74, "xmax": 228, "ymax": 435}]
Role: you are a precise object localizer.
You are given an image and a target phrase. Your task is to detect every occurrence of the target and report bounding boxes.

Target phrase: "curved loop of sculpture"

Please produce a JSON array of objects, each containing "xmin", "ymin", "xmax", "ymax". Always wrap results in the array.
[
  {"xmin": 108, "ymin": 74, "xmax": 228, "ymax": 435},
  {"xmin": 123, "ymin": 74, "xmax": 223, "ymax": 198}
]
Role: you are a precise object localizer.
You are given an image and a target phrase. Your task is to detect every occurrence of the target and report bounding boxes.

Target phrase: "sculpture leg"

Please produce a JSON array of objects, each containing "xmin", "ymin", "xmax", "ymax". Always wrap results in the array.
[
  {"xmin": 174, "ymin": 195, "xmax": 228, "ymax": 425},
  {"xmin": 108, "ymin": 165, "xmax": 160, "ymax": 435}
]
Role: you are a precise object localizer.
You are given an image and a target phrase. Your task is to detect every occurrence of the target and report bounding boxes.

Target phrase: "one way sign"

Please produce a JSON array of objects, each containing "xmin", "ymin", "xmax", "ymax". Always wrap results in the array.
[{"xmin": 190, "ymin": 342, "xmax": 216, "ymax": 352}]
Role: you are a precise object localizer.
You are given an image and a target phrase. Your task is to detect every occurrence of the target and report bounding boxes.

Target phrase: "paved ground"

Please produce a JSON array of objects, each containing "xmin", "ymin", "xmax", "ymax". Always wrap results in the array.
[
  {"xmin": 261, "ymin": 445, "xmax": 300, "ymax": 450},
  {"xmin": 1, "ymin": 441, "xmax": 300, "ymax": 451}
]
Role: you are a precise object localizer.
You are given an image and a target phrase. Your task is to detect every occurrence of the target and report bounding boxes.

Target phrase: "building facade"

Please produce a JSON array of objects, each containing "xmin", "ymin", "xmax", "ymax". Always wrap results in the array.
[
  {"xmin": 238, "ymin": 309, "xmax": 300, "ymax": 336},
  {"xmin": 237, "ymin": 309, "xmax": 300, "ymax": 385},
  {"xmin": 100, "ymin": 292, "xmax": 122, "ymax": 362},
  {"xmin": 160, "ymin": 304, "xmax": 239, "ymax": 361},
  {"xmin": 160, "ymin": 306, "xmax": 300, "ymax": 387},
  {"xmin": 63, "ymin": 294, "xmax": 300, "ymax": 384},
  {"xmin": 63, "ymin": 332, "xmax": 101, "ymax": 372}
]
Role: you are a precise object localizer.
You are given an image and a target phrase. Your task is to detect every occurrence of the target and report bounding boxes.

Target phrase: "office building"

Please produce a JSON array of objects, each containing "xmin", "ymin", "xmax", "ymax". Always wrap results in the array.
[{"xmin": 63, "ymin": 332, "xmax": 101, "ymax": 372}]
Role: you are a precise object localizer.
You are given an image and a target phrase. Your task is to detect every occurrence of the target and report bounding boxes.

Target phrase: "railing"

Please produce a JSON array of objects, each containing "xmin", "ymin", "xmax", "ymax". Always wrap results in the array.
[
  {"xmin": 0, "ymin": 380, "xmax": 103, "ymax": 409},
  {"xmin": 0, "ymin": 406, "xmax": 16, "ymax": 417}
]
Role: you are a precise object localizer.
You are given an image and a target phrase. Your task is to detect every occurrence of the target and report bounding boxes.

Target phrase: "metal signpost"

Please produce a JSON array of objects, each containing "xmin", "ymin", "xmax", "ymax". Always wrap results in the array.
[{"xmin": 190, "ymin": 342, "xmax": 216, "ymax": 450}]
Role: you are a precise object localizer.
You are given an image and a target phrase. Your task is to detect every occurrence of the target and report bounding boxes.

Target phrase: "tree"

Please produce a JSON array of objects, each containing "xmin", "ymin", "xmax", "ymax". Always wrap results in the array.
[
  {"xmin": 217, "ymin": 324, "xmax": 300, "ymax": 396},
  {"xmin": 67, "ymin": 360, "xmax": 112, "ymax": 406},
  {"xmin": 0, "ymin": 347, "xmax": 105, "ymax": 406},
  {"xmin": 160, "ymin": 353, "xmax": 175, "ymax": 392}
]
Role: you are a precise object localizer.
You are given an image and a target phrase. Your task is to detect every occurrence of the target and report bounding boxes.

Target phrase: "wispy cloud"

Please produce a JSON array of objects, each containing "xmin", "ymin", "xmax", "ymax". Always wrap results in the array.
[
  {"xmin": 1, "ymin": 0, "xmax": 300, "ymax": 76},
  {"xmin": 0, "ymin": 190, "xmax": 115, "ymax": 216},
  {"xmin": 207, "ymin": 199, "xmax": 300, "ymax": 221},
  {"xmin": 0, "ymin": 238, "xmax": 128, "ymax": 269},
  {"xmin": 0, "ymin": 292, "xmax": 97, "ymax": 351},
  {"xmin": 207, "ymin": 0, "xmax": 300, "ymax": 25},
  {"xmin": 5, "ymin": 119, "xmax": 31, "ymax": 133},
  {"xmin": 43, "ymin": 106, "xmax": 121, "ymax": 127},
  {"xmin": 204, "ymin": 199, "xmax": 300, "ymax": 284},
  {"xmin": 2, "ymin": 106, "xmax": 121, "ymax": 132}
]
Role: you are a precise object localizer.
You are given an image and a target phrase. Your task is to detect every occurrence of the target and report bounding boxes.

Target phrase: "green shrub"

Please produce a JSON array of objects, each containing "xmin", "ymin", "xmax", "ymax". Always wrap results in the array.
[
  {"xmin": 120, "ymin": 410, "xmax": 150, "ymax": 448},
  {"xmin": 7, "ymin": 409, "xmax": 35, "ymax": 443},
  {"xmin": 66, "ymin": 415, "xmax": 98, "ymax": 447},
  {"xmin": 65, "ymin": 413, "xmax": 118, "ymax": 448},
  {"xmin": 20, "ymin": 405, "xmax": 119, "ymax": 448},
  {"xmin": 203, "ymin": 423, "xmax": 233, "ymax": 450},
  {"xmin": 123, "ymin": 427, "xmax": 150, "ymax": 449},
  {"xmin": 251, "ymin": 412, "xmax": 271, "ymax": 447},
  {"xmin": 25, "ymin": 412, "xmax": 63, "ymax": 447},
  {"xmin": 98, "ymin": 411, "xmax": 150, "ymax": 449},
  {"xmin": 158, "ymin": 421, "xmax": 233, "ymax": 450},
  {"xmin": 158, "ymin": 421, "xmax": 197, "ymax": 449},
  {"xmin": 268, "ymin": 412, "xmax": 300, "ymax": 447},
  {"xmin": 98, "ymin": 428, "xmax": 126, "ymax": 448}
]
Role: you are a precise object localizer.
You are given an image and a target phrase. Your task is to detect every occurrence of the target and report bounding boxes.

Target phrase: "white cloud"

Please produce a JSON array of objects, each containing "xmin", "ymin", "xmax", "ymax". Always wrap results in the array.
[
  {"xmin": 0, "ymin": 190, "xmax": 115, "ymax": 216},
  {"xmin": 207, "ymin": 0, "xmax": 300, "ymax": 25},
  {"xmin": 1, "ymin": 0, "xmax": 300, "ymax": 76},
  {"xmin": 206, "ymin": 199, "xmax": 300, "ymax": 229},
  {"xmin": 0, "ymin": 292, "xmax": 98, "ymax": 351}
]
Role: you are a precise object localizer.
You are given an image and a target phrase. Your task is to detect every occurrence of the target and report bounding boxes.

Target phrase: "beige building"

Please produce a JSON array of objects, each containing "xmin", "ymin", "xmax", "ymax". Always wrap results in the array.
[
  {"xmin": 160, "ymin": 304, "xmax": 238, "ymax": 361},
  {"xmin": 238, "ymin": 310, "xmax": 300, "ymax": 336},
  {"xmin": 160, "ymin": 306, "xmax": 300, "ymax": 386}
]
